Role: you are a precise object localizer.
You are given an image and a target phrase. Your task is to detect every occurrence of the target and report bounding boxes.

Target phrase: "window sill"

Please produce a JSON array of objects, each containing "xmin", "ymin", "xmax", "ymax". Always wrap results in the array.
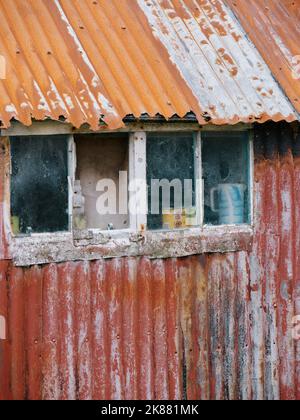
[{"xmin": 11, "ymin": 225, "xmax": 253, "ymax": 267}]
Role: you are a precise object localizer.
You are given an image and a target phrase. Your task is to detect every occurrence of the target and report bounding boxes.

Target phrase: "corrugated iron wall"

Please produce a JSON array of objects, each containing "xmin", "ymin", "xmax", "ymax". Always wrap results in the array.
[{"xmin": 0, "ymin": 122, "xmax": 300, "ymax": 400}]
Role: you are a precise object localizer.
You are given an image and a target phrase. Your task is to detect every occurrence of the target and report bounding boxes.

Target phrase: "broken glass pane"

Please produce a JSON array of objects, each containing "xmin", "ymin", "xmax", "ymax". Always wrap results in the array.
[
  {"xmin": 202, "ymin": 132, "xmax": 250, "ymax": 225},
  {"xmin": 10, "ymin": 135, "xmax": 69, "ymax": 234},
  {"xmin": 147, "ymin": 133, "xmax": 196, "ymax": 230}
]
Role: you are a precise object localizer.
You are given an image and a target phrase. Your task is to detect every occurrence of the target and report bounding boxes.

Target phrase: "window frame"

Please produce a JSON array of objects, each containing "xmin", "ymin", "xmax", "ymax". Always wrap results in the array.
[{"xmin": 3, "ymin": 123, "xmax": 254, "ymax": 265}]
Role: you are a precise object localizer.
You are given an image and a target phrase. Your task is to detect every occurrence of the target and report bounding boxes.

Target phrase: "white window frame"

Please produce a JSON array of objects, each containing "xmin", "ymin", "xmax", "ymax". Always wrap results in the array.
[
  {"xmin": 194, "ymin": 131, "xmax": 204, "ymax": 227},
  {"xmin": 68, "ymin": 135, "xmax": 76, "ymax": 232},
  {"xmin": 129, "ymin": 132, "xmax": 147, "ymax": 231}
]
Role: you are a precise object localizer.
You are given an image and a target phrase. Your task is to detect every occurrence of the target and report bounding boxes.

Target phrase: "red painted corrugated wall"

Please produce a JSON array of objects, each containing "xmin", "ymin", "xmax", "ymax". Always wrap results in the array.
[{"xmin": 0, "ymin": 122, "xmax": 299, "ymax": 400}]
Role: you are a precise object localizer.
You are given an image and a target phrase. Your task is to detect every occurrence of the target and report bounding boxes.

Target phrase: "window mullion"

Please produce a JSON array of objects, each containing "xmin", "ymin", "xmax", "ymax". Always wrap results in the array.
[
  {"xmin": 249, "ymin": 130, "xmax": 254, "ymax": 226},
  {"xmin": 129, "ymin": 132, "xmax": 147, "ymax": 231},
  {"xmin": 194, "ymin": 131, "xmax": 203, "ymax": 227},
  {"xmin": 68, "ymin": 134, "xmax": 76, "ymax": 232}
]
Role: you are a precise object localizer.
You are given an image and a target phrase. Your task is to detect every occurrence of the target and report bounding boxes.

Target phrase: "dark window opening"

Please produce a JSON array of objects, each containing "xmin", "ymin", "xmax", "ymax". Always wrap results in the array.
[
  {"xmin": 10, "ymin": 135, "xmax": 69, "ymax": 234},
  {"xmin": 147, "ymin": 133, "xmax": 197, "ymax": 230}
]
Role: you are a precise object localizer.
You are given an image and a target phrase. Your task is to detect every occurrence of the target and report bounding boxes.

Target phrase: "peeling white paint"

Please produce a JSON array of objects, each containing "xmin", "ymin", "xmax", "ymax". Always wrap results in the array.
[
  {"xmin": 48, "ymin": 77, "xmax": 68, "ymax": 112},
  {"xmin": 0, "ymin": 315, "xmax": 5, "ymax": 340},
  {"xmin": 33, "ymin": 81, "xmax": 51, "ymax": 112},
  {"xmin": 78, "ymin": 71, "xmax": 101, "ymax": 114},
  {"xmin": 54, "ymin": 0, "xmax": 96, "ymax": 77},
  {"xmin": 63, "ymin": 94, "xmax": 75, "ymax": 111},
  {"xmin": 269, "ymin": 29, "xmax": 294, "ymax": 64},
  {"xmin": 53, "ymin": 0, "xmax": 117, "ymax": 119},
  {"xmin": 92, "ymin": 75, "xmax": 100, "ymax": 88},
  {"xmin": 20, "ymin": 102, "xmax": 31, "ymax": 109},
  {"xmin": 98, "ymin": 93, "xmax": 117, "ymax": 117},
  {"xmin": 5, "ymin": 104, "xmax": 17, "ymax": 114}
]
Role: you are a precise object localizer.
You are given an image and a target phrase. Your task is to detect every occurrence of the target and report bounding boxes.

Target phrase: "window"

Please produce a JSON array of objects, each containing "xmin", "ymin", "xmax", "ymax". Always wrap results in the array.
[
  {"xmin": 10, "ymin": 135, "xmax": 69, "ymax": 234},
  {"xmin": 146, "ymin": 132, "xmax": 198, "ymax": 230},
  {"xmin": 9, "ymin": 128, "xmax": 252, "ymax": 238},
  {"xmin": 74, "ymin": 133, "xmax": 129, "ymax": 231},
  {"xmin": 202, "ymin": 132, "xmax": 251, "ymax": 226},
  {"xmin": 146, "ymin": 131, "xmax": 251, "ymax": 229}
]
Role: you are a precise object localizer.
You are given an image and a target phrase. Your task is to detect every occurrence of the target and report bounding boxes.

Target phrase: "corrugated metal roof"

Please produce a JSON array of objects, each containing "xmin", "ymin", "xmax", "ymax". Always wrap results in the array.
[{"xmin": 0, "ymin": 0, "xmax": 298, "ymax": 130}]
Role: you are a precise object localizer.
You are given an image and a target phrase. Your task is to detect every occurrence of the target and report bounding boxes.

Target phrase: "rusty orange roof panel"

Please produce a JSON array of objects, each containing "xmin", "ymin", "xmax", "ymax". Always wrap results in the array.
[{"xmin": 0, "ymin": 0, "xmax": 298, "ymax": 130}]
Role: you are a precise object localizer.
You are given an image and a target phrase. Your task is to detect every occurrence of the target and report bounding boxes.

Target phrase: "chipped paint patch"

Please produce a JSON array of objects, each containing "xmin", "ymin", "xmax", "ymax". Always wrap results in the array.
[
  {"xmin": 0, "ymin": 315, "xmax": 5, "ymax": 339},
  {"xmin": 53, "ymin": 0, "xmax": 118, "ymax": 121},
  {"xmin": 4, "ymin": 105, "xmax": 17, "ymax": 114}
]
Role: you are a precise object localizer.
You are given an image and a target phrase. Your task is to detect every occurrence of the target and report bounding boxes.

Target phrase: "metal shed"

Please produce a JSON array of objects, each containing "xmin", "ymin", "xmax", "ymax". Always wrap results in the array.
[{"xmin": 0, "ymin": 0, "xmax": 299, "ymax": 400}]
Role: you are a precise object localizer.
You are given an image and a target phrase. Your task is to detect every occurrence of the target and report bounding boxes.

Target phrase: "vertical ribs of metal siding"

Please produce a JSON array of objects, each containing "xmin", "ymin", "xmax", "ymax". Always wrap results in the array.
[
  {"xmin": 9, "ymin": 266, "xmax": 26, "ymax": 400},
  {"xmin": 236, "ymin": 251, "xmax": 252, "ymax": 400},
  {"xmin": 293, "ymin": 128, "xmax": 300, "ymax": 401},
  {"xmin": 207, "ymin": 254, "xmax": 224, "ymax": 399},
  {"xmin": 189, "ymin": 255, "xmax": 209, "ymax": 400},
  {"xmin": 0, "ymin": 261, "xmax": 11, "ymax": 400},
  {"xmin": 278, "ymin": 123, "xmax": 296, "ymax": 399},
  {"xmin": 263, "ymin": 125, "xmax": 280, "ymax": 400},
  {"xmin": 57, "ymin": 262, "xmax": 77, "ymax": 400},
  {"xmin": 24, "ymin": 266, "xmax": 43, "ymax": 400},
  {"xmin": 250, "ymin": 124, "xmax": 266, "ymax": 400},
  {"xmin": 42, "ymin": 264, "xmax": 60, "ymax": 400},
  {"xmin": 90, "ymin": 260, "xmax": 108, "ymax": 400},
  {"xmin": 136, "ymin": 258, "xmax": 154, "ymax": 399},
  {"xmin": 165, "ymin": 258, "xmax": 182, "ymax": 400}
]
